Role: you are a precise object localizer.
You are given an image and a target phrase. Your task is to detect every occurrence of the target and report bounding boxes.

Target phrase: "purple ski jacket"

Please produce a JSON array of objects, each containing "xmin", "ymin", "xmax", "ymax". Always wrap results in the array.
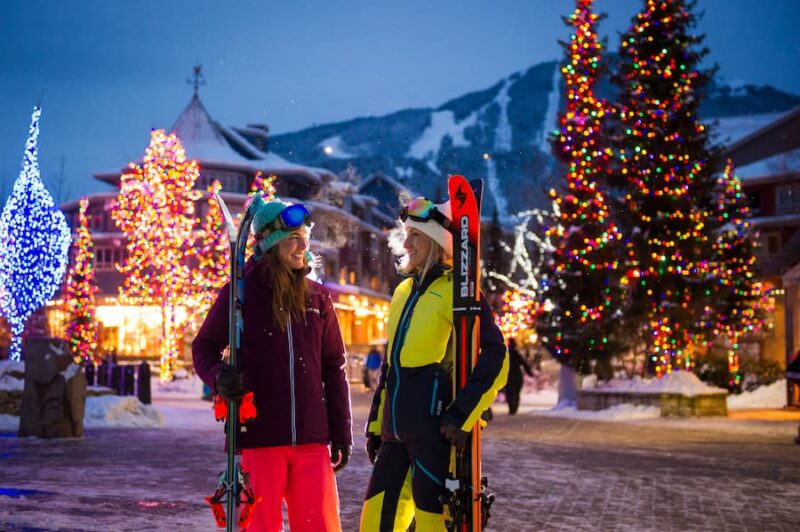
[{"xmin": 192, "ymin": 261, "xmax": 352, "ymax": 449}]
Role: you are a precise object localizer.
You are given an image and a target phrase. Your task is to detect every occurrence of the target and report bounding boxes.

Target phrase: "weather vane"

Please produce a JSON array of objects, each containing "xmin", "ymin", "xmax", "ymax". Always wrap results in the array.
[{"xmin": 188, "ymin": 64, "xmax": 206, "ymax": 96}]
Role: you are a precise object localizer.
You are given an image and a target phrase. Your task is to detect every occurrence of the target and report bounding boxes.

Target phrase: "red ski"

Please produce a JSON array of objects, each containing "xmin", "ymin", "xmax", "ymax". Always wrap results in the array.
[{"xmin": 443, "ymin": 175, "xmax": 493, "ymax": 531}]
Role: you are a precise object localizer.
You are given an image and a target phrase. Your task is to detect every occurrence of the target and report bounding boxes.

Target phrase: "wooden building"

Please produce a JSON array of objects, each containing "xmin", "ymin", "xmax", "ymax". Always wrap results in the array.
[{"xmin": 723, "ymin": 104, "xmax": 800, "ymax": 406}]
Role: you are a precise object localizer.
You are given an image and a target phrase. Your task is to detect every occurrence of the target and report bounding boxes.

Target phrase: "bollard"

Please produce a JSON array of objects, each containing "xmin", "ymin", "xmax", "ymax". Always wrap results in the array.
[
  {"xmin": 137, "ymin": 362, "xmax": 152, "ymax": 405},
  {"xmin": 110, "ymin": 364, "xmax": 122, "ymax": 394},
  {"xmin": 85, "ymin": 362, "xmax": 95, "ymax": 386},
  {"xmin": 123, "ymin": 365, "xmax": 136, "ymax": 396}
]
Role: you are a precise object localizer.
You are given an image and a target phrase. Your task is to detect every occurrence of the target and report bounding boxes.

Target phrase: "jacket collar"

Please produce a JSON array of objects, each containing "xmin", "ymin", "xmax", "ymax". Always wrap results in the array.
[{"xmin": 413, "ymin": 262, "xmax": 451, "ymax": 293}]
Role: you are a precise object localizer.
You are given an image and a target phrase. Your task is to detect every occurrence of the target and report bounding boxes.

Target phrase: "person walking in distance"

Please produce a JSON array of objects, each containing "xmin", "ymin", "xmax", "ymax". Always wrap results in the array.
[
  {"xmin": 505, "ymin": 338, "xmax": 533, "ymax": 415},
  {"xmin": 365, "ymin": 345, "xmax": 383, "ymax": 392},
  {"xmin": 193, "ymin": 196, "xmax": 352, "ymax": 532},
  {"xmin": 359, "ymin": 196, "xmax": 508, "ymax": 531}
]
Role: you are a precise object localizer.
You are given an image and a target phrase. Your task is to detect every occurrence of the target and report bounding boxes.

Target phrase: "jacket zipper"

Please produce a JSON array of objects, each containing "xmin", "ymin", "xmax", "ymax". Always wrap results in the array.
[
  {"xmin": 390, "ymin": 289, "xmax": 420, "ymax": 439},
  {"xmin": 287, "ymin": 318, "xmax": 297, "ymax": 445},
  {"xmin": 430, "ymin": 377, "xmax": 439, "ymax": 415}
]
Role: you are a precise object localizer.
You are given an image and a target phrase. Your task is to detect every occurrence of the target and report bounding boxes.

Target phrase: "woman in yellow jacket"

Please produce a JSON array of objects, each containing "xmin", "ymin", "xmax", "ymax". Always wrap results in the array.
[{"xmin": 360, "ymin": 196, "xmax": 508, "ymax": 531}]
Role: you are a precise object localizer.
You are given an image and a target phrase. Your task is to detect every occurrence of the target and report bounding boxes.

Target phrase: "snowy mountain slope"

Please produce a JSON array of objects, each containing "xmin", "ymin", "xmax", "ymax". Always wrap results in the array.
[{"xmin": 271, "ymin": 59, "xmax": 800, "ymax": 220}]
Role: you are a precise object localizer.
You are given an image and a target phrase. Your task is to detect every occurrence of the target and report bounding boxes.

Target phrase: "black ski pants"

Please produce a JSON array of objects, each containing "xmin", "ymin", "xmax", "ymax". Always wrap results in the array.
[{"xmin": 360, "ymin": 439, "xmax": 450, "ymax": 531}]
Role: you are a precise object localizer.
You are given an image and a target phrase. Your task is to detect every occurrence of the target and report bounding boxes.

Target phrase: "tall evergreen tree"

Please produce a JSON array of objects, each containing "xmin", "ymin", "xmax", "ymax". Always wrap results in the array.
[
  {"xmin": 0, "ymin": 107, "xmax": 71, "ymax": 361},
  {"xmin": 112, "ymin": 130, "xmax": 200, "ymax": 381},
  {"xmin": 613, "ymin": 0, "xmax": 719, "ymax": 375},
  {"xmin": 193, "ymin": 180, "xmax": 230, "ymax": 320},
  {"xmin": 540, "ymin": 0, "xmax": 627, "ymax": 377},
  {"xmin": 63, "ymin": 197, "xmax": 99, "ymax": 364},
  {"xmin": 710, "ymin": 160, "xmax": 762, "ymax": 386}
]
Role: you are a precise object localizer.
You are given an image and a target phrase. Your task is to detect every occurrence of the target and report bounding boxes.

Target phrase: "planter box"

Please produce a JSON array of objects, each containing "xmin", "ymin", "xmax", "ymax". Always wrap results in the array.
[{"xmin": 578, "ymin": 389, "xmax": 728, "ymax": 417}]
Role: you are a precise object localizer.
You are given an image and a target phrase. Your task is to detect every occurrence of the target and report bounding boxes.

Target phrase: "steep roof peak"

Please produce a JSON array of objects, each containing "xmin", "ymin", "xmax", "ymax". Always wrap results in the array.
[
  {"xmin": 172, "ymin": 94, "xmax": 227, "ymax": 147},
  {"xmin": 170, "ymin": 93, "xmax": 253, "ymax": 164}
]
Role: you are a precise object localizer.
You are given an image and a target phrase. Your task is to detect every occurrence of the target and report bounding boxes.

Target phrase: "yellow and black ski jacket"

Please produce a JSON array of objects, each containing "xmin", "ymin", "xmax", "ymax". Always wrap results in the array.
[{"xmin": 366, "ymin": 264, "xmax": 508, "ymax": 441}]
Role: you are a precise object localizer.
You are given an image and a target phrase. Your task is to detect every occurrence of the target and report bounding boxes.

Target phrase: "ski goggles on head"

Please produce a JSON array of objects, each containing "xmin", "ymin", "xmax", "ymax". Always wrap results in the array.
[
  {"xmin": 399, "ymin": 197, "xmax": 452, "ymax": 230},
  {"xmin": 268, "ymin": 203, "xmax": 312, "ymax": 233}
]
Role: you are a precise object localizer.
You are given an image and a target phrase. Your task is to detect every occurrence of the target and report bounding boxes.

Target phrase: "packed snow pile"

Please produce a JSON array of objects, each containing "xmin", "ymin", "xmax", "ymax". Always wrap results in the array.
[
  {"xmin": 542, "ymin": 403, "xmax": 661, "ymax": 421},
  {"xmin": 85, "ymin": 395, "xmax": 163, "ymax": 428},
  {"xmin": 0, "ymin": 359, "xmax": 25, "ymax": 377},
  {"xmin": 0, "ymin": 414, "xmax": 19, "ymax": 431},
  {"xmin": 2, "ymin": 394, "xmax": 164, "ymax": 431},
  {"xmin": 589, "ymin": 371, "xmax": 727, "ymax": 396},
  {"xmin": 0, "ymin": 359, "xmax": 25, "ymax": 392},
  {"xmin": 519, "ymin": 387, "xmax": 559, "ymax": 408},
  {"xmin": 0, "ymin": 372, "xmax": 24, "ymax": 392},
  {"xmin": 151, "ymin": 371, "xmax": 205, "ymax": 399},
  {"xmin": 728, "ymin": 379, "xmax": 787, "ymax": 409}
]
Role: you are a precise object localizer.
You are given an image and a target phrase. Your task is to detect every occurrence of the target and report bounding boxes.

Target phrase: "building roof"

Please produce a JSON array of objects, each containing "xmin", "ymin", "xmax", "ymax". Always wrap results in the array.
[
  {"xmin": 96, "ymin": 94, "xmax": 335, "ymax": 186},
  {"xmin": 722, "ymin": 104, "xmax": 800, "ymax": 168},
  {"xmin": 171, "ymin": 94, "xmax": 251, "ymax": 164},
  {"xmin": 715, "ymin": 112, "xmax": 787, "ymax": 148},
  {"xmin": 737, "ymin": 147, "xmax": 800, "ymax": 182}
]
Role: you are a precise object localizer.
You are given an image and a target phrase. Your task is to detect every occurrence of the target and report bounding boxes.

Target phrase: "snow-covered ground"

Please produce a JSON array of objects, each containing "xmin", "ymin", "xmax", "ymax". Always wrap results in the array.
[
  {"xmin": 0, "ymin": 361, "xmax": 795, "ymax": 433},
  {"xmin": 582, "ymin": 370, "xmax": 727, "ymax": 396},
  {"xmin": 1, "ymin": 369, "xmax": 798, "ymax": 531},
  {"xmin": 509, "ymin": 372, "xmax": 791, "ymax": 423},
  {"xmin": 0, "ymin": 368, "xmax": 210, "ymax": 432}
]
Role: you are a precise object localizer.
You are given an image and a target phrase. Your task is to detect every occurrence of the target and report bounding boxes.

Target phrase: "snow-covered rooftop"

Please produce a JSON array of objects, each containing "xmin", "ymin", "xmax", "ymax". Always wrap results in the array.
[
  {"xmin": 715, "ymin": 112, "xmax": 786, "ymax": 147},
  {"xmin": 172, "ymin": 95, "xmax": 254, "ymax": 165},
  {"xmin": 167, "ymin": 94, "xmax": 329, "ymax": 182},
  {"xmin": 737, "ymin": 146, "xmax": 800, "ymax": 180}
]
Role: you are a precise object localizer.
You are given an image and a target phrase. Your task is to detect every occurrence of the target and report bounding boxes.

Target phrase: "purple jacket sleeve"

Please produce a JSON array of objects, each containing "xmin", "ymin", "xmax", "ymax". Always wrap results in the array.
[
  {"xmin": 192, "ymin": 283, "xmax": 230, "ymax": 390},
  {"xmin": 319, "ymin": 290, "xmax": 353, "ymax": 446}
]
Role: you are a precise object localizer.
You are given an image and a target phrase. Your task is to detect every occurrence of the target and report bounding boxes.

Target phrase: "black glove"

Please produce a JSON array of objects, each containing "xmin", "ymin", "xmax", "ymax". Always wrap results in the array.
[
  {"xmin": 215, "ymin": 365, "xmax": 244, "ymax": 402},
  {"xmin": 330, "ymin": 443, "xmax": 351, "ymax": 473},
  {"xmin": 365, "ymin": 434, "xmax": 382, "ymax": 465},
  {"xmin": 440, "ymin": 420, "xmax": 470, "ymax": 451}
]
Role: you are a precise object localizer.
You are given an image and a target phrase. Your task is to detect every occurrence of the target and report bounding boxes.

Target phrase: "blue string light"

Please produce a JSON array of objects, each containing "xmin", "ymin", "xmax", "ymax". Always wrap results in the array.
[{"xmin": 0, "ymin": 107, "xmax": 71, "ymax": 361}]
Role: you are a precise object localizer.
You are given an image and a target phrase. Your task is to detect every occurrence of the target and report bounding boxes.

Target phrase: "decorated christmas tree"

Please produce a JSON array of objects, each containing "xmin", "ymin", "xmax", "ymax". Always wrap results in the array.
[
  {"xmin": 112, "ymin": 129, "xmax": 200, "ymax": 381},
  {"xmin": 249, "ymin": 171, "xmax": 277, "ymax": 198},
  {"xmin": 63, "ymin": 197, "xmax": 99, "ymax": 364},
  {"xmin": 612, "ymin": 0, "xmax": 719, "ymax": 375},
  {"xmin": 497, "ymin": 289, "xmax": 540, "ymax": 345},
  {"xmin": 193, "ymin": 180, "xmax": 229, "ymax": 319},
  {"xmin": 0, "ymin": 107, "xmax": 71, "ymax": 361},
  {"xmin": 244, "ymin": 172, "xmax": 278, "ymax": 259},
  {"xmin": 539, "ymin": 0, "xmax": 628, "ymax": 377},
  {"xmin": 710, "ymin": 160, "xmax": 762, "ymax": 386}
]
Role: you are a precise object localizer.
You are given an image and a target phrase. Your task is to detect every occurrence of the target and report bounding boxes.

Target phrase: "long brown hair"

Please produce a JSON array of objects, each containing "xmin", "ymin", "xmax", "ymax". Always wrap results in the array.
[{"xmin": 257, "ymin": 249, "xmax": 309, "ymax": 331}]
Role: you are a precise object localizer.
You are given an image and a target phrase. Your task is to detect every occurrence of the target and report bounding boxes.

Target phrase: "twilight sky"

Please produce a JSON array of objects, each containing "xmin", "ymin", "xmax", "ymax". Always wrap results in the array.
[{"xmin": 2, "ymin": 0, "xmax": 799, "ymax": 203}]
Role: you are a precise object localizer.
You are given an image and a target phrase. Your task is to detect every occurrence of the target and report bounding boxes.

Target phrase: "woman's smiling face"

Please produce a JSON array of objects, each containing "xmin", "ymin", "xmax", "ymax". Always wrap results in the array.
[
  {"xmin": 403, "ymin": 226, "xmax": 432, "ymax": 273},
  {"xmin": 276, "ymin": 227, "xmax": 310, "ymax": 270}
]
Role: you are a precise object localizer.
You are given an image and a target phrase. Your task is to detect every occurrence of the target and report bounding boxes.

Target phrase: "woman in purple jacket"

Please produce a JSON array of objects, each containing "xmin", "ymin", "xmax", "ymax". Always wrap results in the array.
[{"xmin": 192, "ymin": 196, "xmax": 352, "ymax": 532}]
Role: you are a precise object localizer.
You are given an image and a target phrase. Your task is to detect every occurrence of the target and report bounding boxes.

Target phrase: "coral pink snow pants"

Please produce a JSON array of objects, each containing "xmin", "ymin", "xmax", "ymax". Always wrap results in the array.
[{"xmin": 242, "ymin": 443, "xmax": 341, "ymax": 532}]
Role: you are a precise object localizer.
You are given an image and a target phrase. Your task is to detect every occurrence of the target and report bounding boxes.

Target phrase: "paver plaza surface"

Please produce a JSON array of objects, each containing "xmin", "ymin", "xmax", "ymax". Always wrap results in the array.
[{"xmin": 1, "ymin": 388, "xmax": 799, "ymax": 531}]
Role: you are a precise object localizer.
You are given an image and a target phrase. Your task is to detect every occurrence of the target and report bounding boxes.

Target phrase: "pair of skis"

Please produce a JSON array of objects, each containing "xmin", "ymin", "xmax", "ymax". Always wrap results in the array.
[
  {"xmin": 443, "ymin": 175, "xmax": 494, "ymax": 531},
  {"xmin": 205, "ymin": 192, "xmax": 262, "ymax": 531}
]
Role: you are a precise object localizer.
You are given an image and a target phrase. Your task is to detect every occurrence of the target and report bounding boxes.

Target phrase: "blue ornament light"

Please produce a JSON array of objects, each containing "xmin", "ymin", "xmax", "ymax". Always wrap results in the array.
[{"xmin": 0, "ymin": 107, "xmax": 71, "ymax": 361}]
